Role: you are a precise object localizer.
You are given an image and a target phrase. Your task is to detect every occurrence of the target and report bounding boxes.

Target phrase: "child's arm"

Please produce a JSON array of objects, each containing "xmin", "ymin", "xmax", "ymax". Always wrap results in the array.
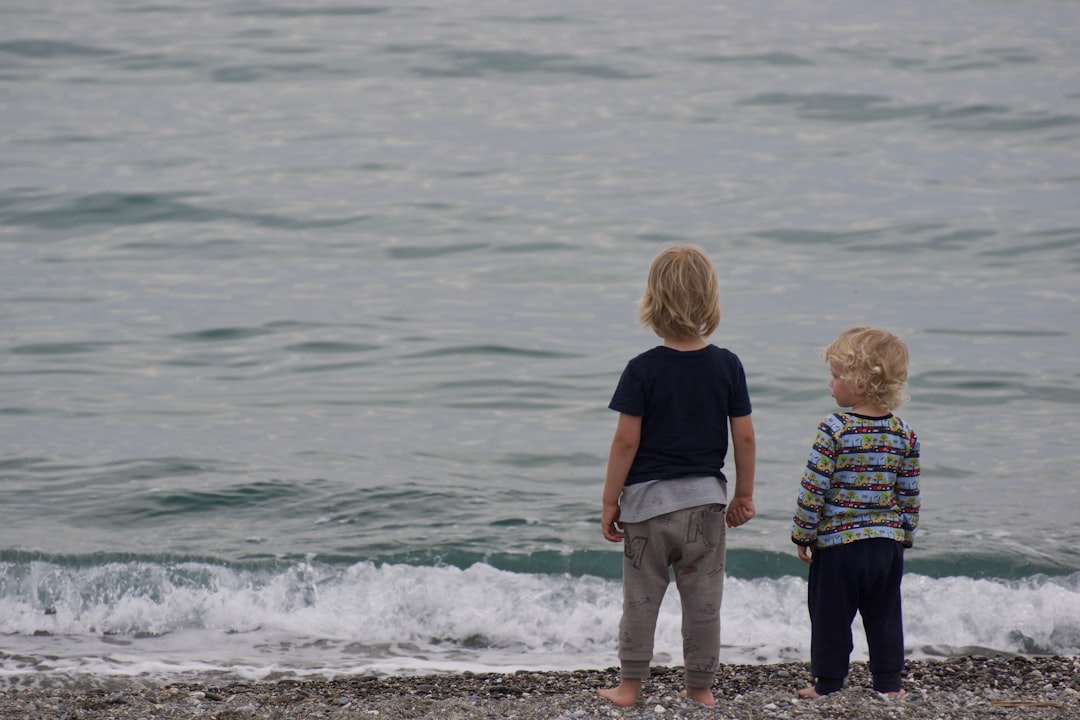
[
  {"xmin": 601, "ymin": 413, "xmax": 641, "ymax": 542},
  {"xmin": 898, "ymin": 429, "xmax": 921, "ymax": 547},
  {"xmin": 792, "ymin": 422, "xmax": 835, "ymax": 548},
  {"xmin": 726, "ymin": 413, "xmax": 756, "ymax": 528}
]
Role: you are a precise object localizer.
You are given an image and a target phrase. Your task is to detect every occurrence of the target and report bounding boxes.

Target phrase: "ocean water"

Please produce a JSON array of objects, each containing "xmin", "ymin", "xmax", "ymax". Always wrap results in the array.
[{"xmin": 2, "ymin": 0, "xmax": 1079, "ymax": 690}]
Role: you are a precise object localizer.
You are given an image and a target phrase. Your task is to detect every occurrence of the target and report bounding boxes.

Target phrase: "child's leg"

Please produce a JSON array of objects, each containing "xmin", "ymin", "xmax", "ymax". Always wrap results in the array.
[
  {"xmin": 671, "ymin": 504, "xmax": 727, "ymax": 703},
  {"xmin": 618, "ymin": 517, "xmax": 675, "ymax": 678},
  {"xmin": 860, "ymin": 540, "xmax": 905, "ymax": 694},
  {"xmin": 598, "ymin": 516, "xmax": 674, "ymax": 706},
  {"xmin": 805, "ymin": 544, "xmax": 859, "ymax": 695}
]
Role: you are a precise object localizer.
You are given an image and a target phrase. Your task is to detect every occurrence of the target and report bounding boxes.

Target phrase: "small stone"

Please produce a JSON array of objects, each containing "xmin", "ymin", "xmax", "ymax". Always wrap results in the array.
[
  {"xmin": 105, "ymin": 691, "xmax": 127, "ymax": 705},
  {"xmin": 653, "ymin": 704, "xmax": 666, "ymax": 713}
]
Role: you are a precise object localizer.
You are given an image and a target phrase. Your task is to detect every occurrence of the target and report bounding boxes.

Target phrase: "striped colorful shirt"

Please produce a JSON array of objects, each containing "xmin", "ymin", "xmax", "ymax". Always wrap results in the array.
[{"xmin": 791, "ymin": 412, "xmax": 921, "ymax": 549}]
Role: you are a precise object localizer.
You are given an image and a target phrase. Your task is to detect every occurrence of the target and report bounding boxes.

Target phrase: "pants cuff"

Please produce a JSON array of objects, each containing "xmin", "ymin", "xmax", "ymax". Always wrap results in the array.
[
  {"xmin": 685, "ymin": 670, "xmax": 715, "ymax": 689},
  {"xmin": 620, "ymin": 660, "xmax": 650, "ymax": 680},
  {"xmin": 815, "ymin": 678, "xmax": 844, "ymax": 695},
  {"xmin": 872, "ymin": 673, "xmax": 902, "ymax": 693}
]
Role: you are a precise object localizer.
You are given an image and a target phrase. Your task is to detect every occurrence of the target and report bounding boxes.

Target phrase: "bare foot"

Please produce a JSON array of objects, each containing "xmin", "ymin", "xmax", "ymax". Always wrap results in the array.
[
  {"xmin": 597, "ymin": 678, "xmax": 642, "ymax": 708},
  {"xmin": 679, "ymin": 687, "xmax": 717, "ymax": 706},
  {"xmin": 797, "ymin": 686, "xmax": 821, "ymax": 699},
  {"xmin": 882, "ymin": 689, "xmax": 906, "ymax": 697}
]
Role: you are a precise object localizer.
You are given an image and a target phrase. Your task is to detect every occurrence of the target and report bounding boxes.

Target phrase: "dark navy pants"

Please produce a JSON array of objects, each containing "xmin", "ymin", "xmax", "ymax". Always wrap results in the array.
[{"xmin": 807, "ymin": 538, "xmax": 905, "ymax": 694}]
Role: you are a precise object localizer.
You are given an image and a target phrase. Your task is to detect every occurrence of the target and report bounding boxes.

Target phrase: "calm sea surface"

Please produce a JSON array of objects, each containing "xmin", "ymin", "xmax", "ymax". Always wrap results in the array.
[{"xmin": 1, "ymin": 0, "xmax": 1079, "ymax": 688}]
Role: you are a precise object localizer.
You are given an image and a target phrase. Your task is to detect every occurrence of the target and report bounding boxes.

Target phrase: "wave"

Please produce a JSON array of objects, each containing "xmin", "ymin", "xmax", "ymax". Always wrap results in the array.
[
  {"xmin": 4, "ymin": 540, "xmax": 1075, "ymax": 584},
  {"xmin": 352, "ymin": 547, "xmax": 1080, "ymax": 583},
  {"xmin": 0, "ymin": 556, "xmax": 1076, "ymax": 688}
]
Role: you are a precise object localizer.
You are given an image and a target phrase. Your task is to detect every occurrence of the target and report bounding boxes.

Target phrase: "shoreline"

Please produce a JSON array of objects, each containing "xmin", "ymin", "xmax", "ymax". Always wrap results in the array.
[{"xmin": 2, "ymin": 656, "xmax": 1077, "ymax": 719}]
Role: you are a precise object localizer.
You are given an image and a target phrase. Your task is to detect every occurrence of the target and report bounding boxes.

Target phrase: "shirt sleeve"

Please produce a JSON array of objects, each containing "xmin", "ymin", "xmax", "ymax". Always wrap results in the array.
[
  {"xmin": 896, "ymin": 426, "xmax": 921, "ymax": 547},
  {"xmin": 608, "ymin": 362, "xmax": 645, "ymax": 417},
  {"xmin": 728, "ymin": 354, "xmax": 753, "ymax": 417},
  {"xmin": 791, "ymin": 419, "xmax": 837, "ymax": 546}
]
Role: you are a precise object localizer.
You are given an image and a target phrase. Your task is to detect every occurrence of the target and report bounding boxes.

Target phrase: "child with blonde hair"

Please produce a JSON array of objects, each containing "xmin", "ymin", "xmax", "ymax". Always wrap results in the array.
[
  {"xmin": 791, "ymin": 326, "xmax": 921, "ymax": 698},
  {"xmin": 599, "ymin": 245, "xmax": 756, "ymax": 707}
]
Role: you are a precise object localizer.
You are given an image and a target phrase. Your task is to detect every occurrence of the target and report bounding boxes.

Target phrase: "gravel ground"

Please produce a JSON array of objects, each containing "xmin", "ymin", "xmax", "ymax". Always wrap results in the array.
[{"xmin": 2, "ymin": 655, "xmax": 1077, "ymax": 719}]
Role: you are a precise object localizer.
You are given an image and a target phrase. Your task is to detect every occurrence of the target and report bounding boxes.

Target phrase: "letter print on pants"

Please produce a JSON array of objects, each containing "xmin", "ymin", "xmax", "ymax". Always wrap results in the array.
[
  {"xmin": 685, "ymin": 506, "xmax": 720, "ymax": 552},
  {"xmin": 625, "ymin": 536, "xmax": 649, "ymax": 570}
]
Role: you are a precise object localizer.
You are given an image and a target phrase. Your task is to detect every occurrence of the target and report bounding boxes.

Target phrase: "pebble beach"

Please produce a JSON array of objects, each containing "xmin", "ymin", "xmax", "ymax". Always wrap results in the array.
[{"xmin": 3, "ymin": 656, "xmax": 1077, "ymax": 720}]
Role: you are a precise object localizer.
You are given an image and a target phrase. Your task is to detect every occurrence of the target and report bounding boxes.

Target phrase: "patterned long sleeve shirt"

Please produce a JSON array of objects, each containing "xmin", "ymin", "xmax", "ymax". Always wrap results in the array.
[{"xmin": 791, "ymin": 412, "xmax": 921, "ymax": 549}]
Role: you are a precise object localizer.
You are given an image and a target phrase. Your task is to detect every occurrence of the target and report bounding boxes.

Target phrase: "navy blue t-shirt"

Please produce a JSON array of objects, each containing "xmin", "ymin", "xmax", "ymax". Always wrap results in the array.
[{"xmin": 609, "ymin": 344, "xmax": 752, "ymax": 486}]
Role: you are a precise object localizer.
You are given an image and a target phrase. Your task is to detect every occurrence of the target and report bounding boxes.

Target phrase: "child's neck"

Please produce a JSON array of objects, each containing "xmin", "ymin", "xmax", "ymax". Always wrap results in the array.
[
  {"xmin": 849, "ymin": 401, "xmax": 889, "ymax": 417},
  {"xmin": 663, "ymin": 337, "xmax": 708, "ymax": 352}
]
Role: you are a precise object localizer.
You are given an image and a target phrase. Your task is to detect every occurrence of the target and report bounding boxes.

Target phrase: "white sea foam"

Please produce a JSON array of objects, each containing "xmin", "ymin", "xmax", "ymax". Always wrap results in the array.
[{"xmin": 0, "ymin": 560, "xmax": 1077, "ymax": 688}]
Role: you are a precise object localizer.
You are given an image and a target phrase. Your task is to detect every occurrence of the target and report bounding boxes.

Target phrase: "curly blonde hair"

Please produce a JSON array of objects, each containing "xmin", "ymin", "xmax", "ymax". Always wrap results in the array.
[
  {"xmin": 824, "ymin": 326, "xmax": 910, "ymax": 411},
  {"xmin": 638, "ymin": 245, "xmax": 721, "ymax": 340}
]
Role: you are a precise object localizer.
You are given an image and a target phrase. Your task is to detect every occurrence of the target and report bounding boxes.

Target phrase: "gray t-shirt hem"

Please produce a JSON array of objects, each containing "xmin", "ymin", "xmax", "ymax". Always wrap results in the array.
[{"xmin": 619, "ymin": 475, "xmax": 728, "ymax": 523}]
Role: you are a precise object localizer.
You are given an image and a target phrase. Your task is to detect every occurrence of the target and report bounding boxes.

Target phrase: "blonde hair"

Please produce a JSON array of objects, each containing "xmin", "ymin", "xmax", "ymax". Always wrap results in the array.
[
  {"xmin": 824, "ymin": 326, "xmax": 910, "ymax": 410},
  {"xmin": 638, "ymin": 245, "xmax": 721, "ymax": 340}
]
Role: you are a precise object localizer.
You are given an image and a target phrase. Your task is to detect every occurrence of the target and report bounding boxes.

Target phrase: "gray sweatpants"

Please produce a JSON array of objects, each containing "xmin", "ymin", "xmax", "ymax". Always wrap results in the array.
[{"xmin": 617, "ymin": 503, "xmax": 727, "ymax": 689}]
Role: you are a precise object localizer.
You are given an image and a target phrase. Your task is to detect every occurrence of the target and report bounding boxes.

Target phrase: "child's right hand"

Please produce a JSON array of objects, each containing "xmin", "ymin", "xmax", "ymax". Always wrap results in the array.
[
  {"xmin": 601, "ymin": 504, "xmax": 625, "ymax": 542},
  {"xmin": 726, "ymin": 496, "xmax": 755, "ymax": 527}
]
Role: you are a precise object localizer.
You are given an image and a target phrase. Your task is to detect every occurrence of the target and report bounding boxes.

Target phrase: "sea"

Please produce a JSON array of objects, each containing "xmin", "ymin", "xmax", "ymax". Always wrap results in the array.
[{"xmin": 1, "ymin": 0, "xmax": 1079, "ymax": 692}]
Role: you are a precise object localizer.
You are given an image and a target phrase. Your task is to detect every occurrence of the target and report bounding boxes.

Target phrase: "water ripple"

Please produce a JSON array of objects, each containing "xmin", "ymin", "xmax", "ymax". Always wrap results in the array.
[
  {"xmin": 0, "ymin": 40, "xmax": 117, "ymax": 59},
  {"xmin": 225, "ymin": 5, "xmax": 389, "ymax": 18},
  {"xmin": 169, "ymin": 327, "xmax": 276, "ymax": 343},
  {"xmin": 693, "ymin": 51, "xmax": 814, "ymax": 67},
  {"xmin": 1, "ymin": 192, "xmax": 368, "ymax": 232},
  {"xmin": 115, "ymin": 479, "xmax": 308, "ymax": 521},
  {"xmin": 404, "ymin": 344, "xmax": 580, "ymax": 360},
  {"xmin": 737, "ymin": 92, "xmax": 1080, "ymax": 133},
  {"xmin": 405, "ymin": 47, "xmax": 648, "ymax": 80},
  {"xmin": 9, "ymin": 341, "xmax": 122, "ymax": 355}
]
